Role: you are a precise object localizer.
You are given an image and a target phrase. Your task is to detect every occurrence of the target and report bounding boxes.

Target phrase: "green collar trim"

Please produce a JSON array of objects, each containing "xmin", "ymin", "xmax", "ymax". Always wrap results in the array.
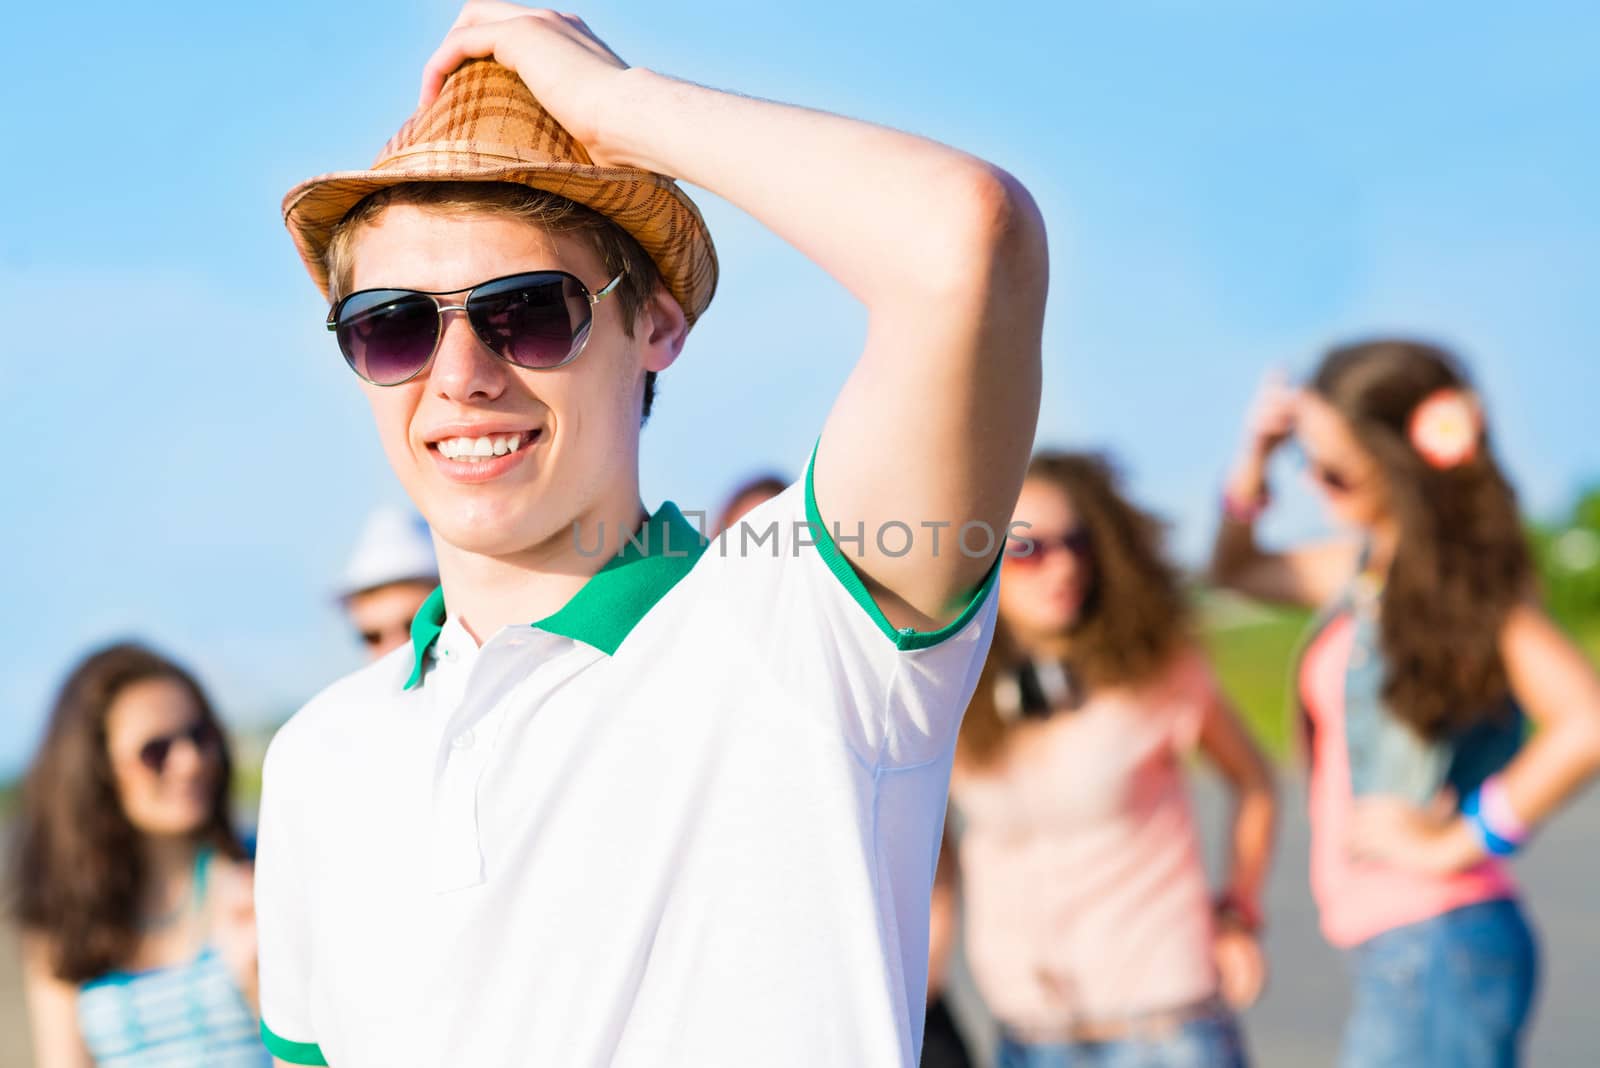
[{"xmin": 403, "ymin": 503, "xmax": 707, "ymax": 690}]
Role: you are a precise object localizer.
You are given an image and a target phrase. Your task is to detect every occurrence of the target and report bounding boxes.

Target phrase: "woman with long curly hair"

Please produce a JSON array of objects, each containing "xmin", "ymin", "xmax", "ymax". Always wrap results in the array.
[
  {"xmin": 946, "ymin": 452, "xmax": 1277, "ymax": 1068},
  {"xmin": 1211, "ymin": 339, "xmax": 1600, "ymax": 1066},
  {"xmin": 10, "ymin": 643, "xmax": 269, "ymax": 1067}
]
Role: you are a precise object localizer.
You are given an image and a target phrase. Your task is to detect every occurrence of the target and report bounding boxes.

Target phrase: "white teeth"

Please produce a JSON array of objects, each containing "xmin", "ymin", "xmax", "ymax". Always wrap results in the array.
[{"xmin": 437, "ymin": 433, "xmax": 527, "ymax": 460}]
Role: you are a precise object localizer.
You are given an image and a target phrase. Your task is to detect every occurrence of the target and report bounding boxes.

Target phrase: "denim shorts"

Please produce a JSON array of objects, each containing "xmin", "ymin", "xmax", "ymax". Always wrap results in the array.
[
  {"xmin": 1340, "ymin": 897, "xmax": 1539, "ymax": 1068},
  {"xmin": 996, "ymin": 1004, "xmax": 1248, "ymax": 1068}
]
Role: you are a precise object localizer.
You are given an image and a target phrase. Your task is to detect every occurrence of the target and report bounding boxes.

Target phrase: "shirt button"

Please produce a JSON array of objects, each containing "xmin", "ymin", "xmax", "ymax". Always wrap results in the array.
[{"xmin": 452, "ymin": 728, "xmax": 476, "ymax": 750}]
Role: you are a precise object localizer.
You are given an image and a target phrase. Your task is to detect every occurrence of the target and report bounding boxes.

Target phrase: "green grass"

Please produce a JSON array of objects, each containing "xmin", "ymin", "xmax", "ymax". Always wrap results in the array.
[
  {"xmin": 1201, "ymin": 606, "xmax": 1600, "ymax": 763},
  {"xmin": 1578, "ymin": 621, "xmax": 1600, "ymax": 661},
  {"xmin": 1201, "ymin": 606, "xmax": 1313, "ymax": 761}
]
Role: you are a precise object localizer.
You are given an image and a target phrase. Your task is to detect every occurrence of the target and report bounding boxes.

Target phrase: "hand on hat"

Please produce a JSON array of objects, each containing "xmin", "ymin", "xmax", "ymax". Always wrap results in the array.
[{"xmin": 419, "ymin": 2, "xmax": 630, "ymax": 164}]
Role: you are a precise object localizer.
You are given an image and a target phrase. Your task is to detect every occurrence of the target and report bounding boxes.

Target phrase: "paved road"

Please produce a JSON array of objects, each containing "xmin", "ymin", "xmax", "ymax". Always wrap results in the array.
[{"xmin": 1, "ymin": 776, "xmax": 1595, "ymax": 1066}]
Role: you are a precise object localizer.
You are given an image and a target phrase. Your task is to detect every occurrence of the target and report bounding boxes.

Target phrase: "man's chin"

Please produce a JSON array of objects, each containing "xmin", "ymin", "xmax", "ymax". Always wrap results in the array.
[{"xmin": 427, "ymin": 509, "xmax": 569, "ymax": 560}]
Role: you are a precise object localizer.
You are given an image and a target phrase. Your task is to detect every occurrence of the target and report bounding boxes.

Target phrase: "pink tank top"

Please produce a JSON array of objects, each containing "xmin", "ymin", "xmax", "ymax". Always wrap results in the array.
[
  {"xmin": 1302, "ymin": 612, "xmax": 1516, "ymax": 948},
  {"xmin": 953, "ymin": 650, "xmax": 1220, "ymax": 1030}
]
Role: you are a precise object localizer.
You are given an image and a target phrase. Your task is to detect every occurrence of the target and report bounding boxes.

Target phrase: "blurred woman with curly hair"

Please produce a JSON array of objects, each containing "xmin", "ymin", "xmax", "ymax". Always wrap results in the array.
[{"xmin": 945, "ymin": 452, "xmax": 1277, "ymax": 1068}]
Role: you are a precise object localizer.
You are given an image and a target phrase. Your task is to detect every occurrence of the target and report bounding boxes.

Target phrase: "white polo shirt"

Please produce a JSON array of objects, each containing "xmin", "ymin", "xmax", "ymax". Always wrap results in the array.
[{"xmin": 256, "ymin": 459, "xmax": 999, "ymax": 1067}]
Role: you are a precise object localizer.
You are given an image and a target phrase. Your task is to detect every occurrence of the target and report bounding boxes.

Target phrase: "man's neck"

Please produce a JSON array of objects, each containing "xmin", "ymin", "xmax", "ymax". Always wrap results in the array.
[{"xmin": 434, "ymin": 491, "xmax": 650, "ymax": 645}]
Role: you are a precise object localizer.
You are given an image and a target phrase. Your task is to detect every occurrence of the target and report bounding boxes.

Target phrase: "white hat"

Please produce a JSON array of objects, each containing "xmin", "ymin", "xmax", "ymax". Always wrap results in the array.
[{"xmin": 336, "ymin": 507, "xmax": 438, "ymax": 600}]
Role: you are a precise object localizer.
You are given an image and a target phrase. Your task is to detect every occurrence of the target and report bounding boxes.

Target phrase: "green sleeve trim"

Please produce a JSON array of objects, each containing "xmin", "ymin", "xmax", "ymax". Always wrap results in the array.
[
  {"xmin": 261, "ymin": 1021, "xmax": 329, "ymax": 1065},
  {"xmin": 803, "ymin": 441, "xmax": 1001, "ymax": 651}
]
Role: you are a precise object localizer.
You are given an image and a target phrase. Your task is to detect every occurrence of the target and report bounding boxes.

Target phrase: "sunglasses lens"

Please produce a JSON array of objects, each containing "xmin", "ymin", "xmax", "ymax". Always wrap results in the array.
[
  {"xmin": 468, "ymin": 273, "xmax": 592, "ymax": 370},
  {"xmin": 335, "ymin": 291, "xmax": 440, "ymax": 385},
  {"xmin": 139, "ymin": 738, "xmax": 172, "ymax": 773},
  {"xmin": 1316, "ymin": 466, "xmax": 1350, "ymax": 493},
  {"xmin": 1007, "ymin": 536, "xmax": 1043, "ymax": 564}
]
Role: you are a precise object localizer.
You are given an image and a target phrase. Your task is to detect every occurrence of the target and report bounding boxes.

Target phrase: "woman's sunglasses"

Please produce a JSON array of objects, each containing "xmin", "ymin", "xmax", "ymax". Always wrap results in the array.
[
  {"xmin": 1311, "ymin": 463, "xmax": 1359, "ymax": 494},
  {"xmin": 1006, "ymin": 528, "xmax": 1093, "ymax": 567},
  {"xmin": 327, "ymin": 269, "xmax": 625, "ymax": 386},
  {"xmin": 137, "ymin": 722, "xmax": 219, "ymax": 775},
  {"xmin": 1289, "ymin": 442, "xmax": 1364, "ymax": 495},
  {"xmin": 360, "ymin": 621, "xmax": 413, "ymax": 651}
]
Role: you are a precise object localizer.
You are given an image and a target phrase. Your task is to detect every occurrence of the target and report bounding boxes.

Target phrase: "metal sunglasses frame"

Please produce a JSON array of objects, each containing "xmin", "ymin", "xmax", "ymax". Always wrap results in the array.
[{"xmin": 326, "ymin": 268, "xmax": 626, "ymax": 385}]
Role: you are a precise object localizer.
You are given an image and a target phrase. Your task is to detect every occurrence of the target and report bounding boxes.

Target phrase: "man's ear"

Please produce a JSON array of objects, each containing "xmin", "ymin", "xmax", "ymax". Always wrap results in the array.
[{"xmin": 638, "ymin": 284, "xmax": 688, "ymax": 373}]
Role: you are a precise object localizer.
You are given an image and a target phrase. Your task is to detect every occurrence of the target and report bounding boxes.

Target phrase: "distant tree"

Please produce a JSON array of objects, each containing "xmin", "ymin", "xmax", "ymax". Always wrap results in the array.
[{"xmin": 1533, "ymin": 485, "xmax": 1600, "ymax": 628}]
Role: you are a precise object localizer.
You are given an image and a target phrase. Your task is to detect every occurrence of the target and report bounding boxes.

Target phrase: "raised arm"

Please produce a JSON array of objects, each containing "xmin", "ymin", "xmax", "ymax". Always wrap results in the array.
[
  {"xmin": 1210, "ymin": 371, "xmax": 1355, "ymax": 607},
  {"xmin": 421, "ymin": 3, "xmax": 1048, "ymax": 629}
]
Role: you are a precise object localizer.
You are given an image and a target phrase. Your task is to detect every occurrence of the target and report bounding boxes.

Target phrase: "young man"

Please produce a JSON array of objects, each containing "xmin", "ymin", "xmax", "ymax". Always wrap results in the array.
[{"xmin": 256, "ymin": 4, "xmax": 1046, "ymax": 1066}]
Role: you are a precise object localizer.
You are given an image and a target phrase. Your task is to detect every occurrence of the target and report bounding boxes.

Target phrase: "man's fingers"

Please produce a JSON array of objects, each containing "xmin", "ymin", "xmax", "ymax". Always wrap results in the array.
[
  {"xmin": 426, "ymin": 5, "xmax": 556, "ymax": 107},
  {"xmin": 420, "ymin": 23, "xmax": 500, "ymax": 107},
  {"xmin": 453, "ymin": 0, "xmax": 548, "ymax": 29},
  {"xmin": 420, "ymin": 9, "xmax": 609, "ymax": 109}
]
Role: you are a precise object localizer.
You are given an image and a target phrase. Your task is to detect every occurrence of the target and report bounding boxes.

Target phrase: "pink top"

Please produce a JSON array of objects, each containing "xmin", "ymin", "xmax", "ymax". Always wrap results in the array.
[
  {"xmin": 951, "ymin": 650, "xmax": 1220, "ymax": 1032},
  {"xmin": 1302, "ymin": 612, "xmax": 1516, "ymax": 948}
]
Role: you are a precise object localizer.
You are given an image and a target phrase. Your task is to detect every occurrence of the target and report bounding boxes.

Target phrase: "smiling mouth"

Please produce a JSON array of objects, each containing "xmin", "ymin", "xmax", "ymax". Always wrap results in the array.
[{"xmin": 430, "ymin": 429, "xmax": 542, "ymax": 463}]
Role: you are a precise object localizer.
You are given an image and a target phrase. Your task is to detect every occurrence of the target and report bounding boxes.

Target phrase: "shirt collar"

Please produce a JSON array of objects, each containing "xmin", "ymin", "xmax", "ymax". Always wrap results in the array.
[{"xmin": 404, "ymin": 502, "xmax": 706, "ymax": 690}]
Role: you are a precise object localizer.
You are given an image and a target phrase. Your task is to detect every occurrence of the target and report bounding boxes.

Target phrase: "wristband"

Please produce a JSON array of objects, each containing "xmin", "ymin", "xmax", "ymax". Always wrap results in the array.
[
  {"xmin": 1477, "ymin": 774, "xmax": 1530, "ymax": 846},
  {"xmin": 1222, "ymin": 487, "xmax": 1269, "ymax": 524},
  {"xmin": 1462, "ymin": 779, "xmax": 1524, "ymax": 857},
  {"xmin": 1212, "ymin": 892, "xmax": 1263, "ymax": 934}
]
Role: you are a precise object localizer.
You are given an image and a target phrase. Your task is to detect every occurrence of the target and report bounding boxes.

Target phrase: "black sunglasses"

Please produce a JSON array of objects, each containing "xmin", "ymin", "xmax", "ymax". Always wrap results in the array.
[
  {"xmin": 1289, "ymin": 442, "xmax": 1363, "ymax": 495},
  {"xmin": 359, "ymin": 622, "xmax": 412, "ymax": 650},
  {"xmin": 137, "ymin": 722, "xmax": 219, "ymax": 775},
  {"xmin": 327, "ymin": 269, "xmax": 625, "ymax": 386}
]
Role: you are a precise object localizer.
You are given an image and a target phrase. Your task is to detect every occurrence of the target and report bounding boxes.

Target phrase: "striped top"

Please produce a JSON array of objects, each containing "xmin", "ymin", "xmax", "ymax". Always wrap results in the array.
[{"xmin": 77, "ymin": 848, "xmax": 271, "ymax": 1067}]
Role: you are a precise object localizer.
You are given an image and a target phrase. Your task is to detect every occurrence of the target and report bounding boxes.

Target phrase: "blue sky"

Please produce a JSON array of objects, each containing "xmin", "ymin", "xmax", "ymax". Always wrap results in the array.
[{"xmin": 2, "ymin": 1, "xmax": 1597, "ymax": 779}]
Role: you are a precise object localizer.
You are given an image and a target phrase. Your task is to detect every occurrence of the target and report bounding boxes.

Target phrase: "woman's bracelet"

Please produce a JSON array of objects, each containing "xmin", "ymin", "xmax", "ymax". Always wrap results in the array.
[
  {"xmin": 1463, "ymin": 774, "xmax": 1529, "ymax": 857},
  {"xmin": 1222, "ymin": 485, "xmax": 1270, "ymax": 524},
  {"xmin": 1212, "ymin": 891, "xmax": 1264, "ymax": 934}
]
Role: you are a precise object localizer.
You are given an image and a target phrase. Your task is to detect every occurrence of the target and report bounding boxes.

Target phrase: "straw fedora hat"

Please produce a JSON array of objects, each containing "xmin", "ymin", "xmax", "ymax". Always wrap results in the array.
[{"xmin": 282, "ymin": 60, "xmax": 718, "ymax": 325}]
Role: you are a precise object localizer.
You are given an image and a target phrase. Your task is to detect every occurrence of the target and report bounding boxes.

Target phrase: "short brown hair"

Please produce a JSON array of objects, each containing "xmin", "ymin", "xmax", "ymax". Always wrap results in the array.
[{"xmin": 325, "ymin": 182, "xmax": 667, "ymax": 420}]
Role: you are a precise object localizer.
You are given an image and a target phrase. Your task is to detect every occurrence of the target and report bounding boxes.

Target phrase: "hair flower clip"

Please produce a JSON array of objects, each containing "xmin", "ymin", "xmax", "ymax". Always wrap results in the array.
[{"xmin": 1408, "ymin": 388, "xmax": 1481, "ymax": 469}]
